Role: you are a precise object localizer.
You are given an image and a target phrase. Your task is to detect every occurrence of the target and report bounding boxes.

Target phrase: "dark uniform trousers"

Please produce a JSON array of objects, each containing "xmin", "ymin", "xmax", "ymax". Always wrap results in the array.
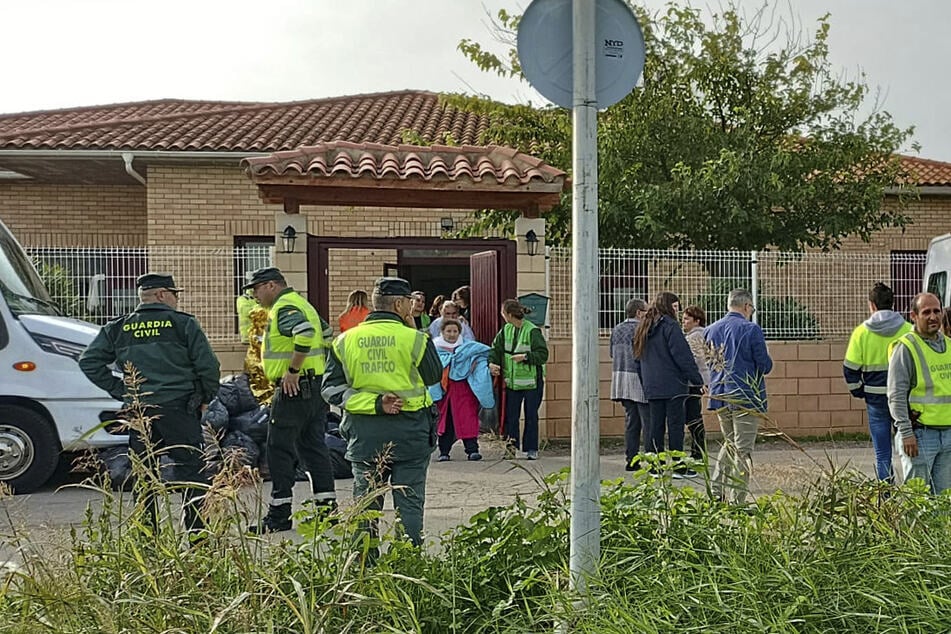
[
  {"xmin": 268, "ymin": 376, "xmax": 335, "ymax": 503},
  {"xmin": 352, "ymin": 453, "xmax": 430, "ymax": 547},
  {"xmin": 130, "ymin": 395, "xmax": 207, "ymax": 531}
]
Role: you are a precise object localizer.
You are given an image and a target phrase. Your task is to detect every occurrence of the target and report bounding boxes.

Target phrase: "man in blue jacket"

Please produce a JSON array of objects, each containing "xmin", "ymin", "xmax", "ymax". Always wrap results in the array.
[{"xmin": 705, "ymin": 288, "xmax": 773, "ymax": 503}]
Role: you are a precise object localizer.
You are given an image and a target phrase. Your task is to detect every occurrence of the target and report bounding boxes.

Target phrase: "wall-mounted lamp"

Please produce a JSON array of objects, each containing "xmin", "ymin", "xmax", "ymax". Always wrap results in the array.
[
  {"xmin": 440, "ymin": 217, "xmax": 455, "ymax": 233},
  {"xmin": 524, "ymin": 229, "xmax": 539, "ymax": 257},
  {"xmin": 281, "ymin": 225, "xmax": 298, "ymax": 253}
]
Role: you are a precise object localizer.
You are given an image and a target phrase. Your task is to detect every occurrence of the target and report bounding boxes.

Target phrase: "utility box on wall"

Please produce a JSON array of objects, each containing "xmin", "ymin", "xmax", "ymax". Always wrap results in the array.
[{"xmin": 518, "ymin": 292, "xmax": 549, "ymax": 327}]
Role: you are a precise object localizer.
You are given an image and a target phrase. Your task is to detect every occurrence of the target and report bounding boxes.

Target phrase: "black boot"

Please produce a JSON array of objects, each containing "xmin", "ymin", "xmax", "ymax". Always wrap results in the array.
[{"xmin": 248, "ymin": 503, "xmax": 293, "ymax": 534}]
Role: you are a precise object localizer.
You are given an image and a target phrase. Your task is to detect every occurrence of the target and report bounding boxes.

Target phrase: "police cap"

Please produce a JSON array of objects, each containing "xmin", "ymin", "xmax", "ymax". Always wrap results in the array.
[
  {"xmin": 136, "ymin": 273, "xmax": 182, "ymax": 291},
  {"xmin": 375, "ymin": 277, "xmax": 413, "ymax": 297},
  {"xmin": 242, "ymin": 267, "xmax": 286, "ymax": 290}
]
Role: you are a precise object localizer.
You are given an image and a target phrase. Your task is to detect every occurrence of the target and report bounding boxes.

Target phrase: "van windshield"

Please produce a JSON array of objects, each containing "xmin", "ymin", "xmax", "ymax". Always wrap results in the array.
[{"xmin": 0, "ymin": 224, "xmax": 60, "ymax": 317}]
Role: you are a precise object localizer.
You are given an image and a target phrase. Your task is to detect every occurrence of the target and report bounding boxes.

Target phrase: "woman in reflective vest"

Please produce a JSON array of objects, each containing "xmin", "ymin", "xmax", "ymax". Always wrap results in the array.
[{"xmin": 488, "ymin": 299, "xmax": 549, "ymax": 460}]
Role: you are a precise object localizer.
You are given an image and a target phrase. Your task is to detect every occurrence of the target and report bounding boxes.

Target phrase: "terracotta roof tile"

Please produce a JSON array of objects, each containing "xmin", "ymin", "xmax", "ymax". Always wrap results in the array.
[
  {"xmin": 0, "ymin": 91, "xmax": 491, "ymax": 152},
  {"xmin": 241, "ymin": 141, "xmax": 567, "ymax": 186},
  {"xmin": 900, "ymin": 155, "xmax": 951, "ymax": 187}
]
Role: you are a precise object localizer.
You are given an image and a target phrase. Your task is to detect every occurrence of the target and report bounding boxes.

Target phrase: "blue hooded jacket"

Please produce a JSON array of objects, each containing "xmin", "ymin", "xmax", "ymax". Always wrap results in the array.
[{"xmin": 428, "ymin": 340, "xmax": 496, "ymax": 409}]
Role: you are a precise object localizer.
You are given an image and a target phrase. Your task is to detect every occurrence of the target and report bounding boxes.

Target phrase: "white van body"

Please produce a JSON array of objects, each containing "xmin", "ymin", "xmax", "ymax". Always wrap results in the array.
[
  {"xmin": 0, "ymin": 220, "xmax": 125, "ymax": 492},
  {"xmin": 923, "ymin": 233, "xmax": 951, "ymax": 305}
]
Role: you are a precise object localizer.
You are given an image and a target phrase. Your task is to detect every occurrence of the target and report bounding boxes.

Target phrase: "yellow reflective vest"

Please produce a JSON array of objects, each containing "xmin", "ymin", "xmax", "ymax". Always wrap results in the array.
[
  {"xmin": 262, "ymin": 291, "xmax": 329, "ymax": 381},
  {"xmin": 333, "ymin": 319, "xmax": 433, "ymax": 415},
  {"xmin": 843, "ymin": 320, "xmax": 912, "ymax": 397},
  {"xmin": 236, "ymin": 292, "xmax": 256, "ymax": 343},
  {"xmin": 891, "ymin": 331, "xmax": 951, "ymax": 427}
]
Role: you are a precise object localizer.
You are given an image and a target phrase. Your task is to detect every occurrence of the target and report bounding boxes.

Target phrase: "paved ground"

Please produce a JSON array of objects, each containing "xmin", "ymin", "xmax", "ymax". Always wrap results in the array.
[{"xmin": 0, "ymin": 436, "xmax": 879, "ymax": 552}]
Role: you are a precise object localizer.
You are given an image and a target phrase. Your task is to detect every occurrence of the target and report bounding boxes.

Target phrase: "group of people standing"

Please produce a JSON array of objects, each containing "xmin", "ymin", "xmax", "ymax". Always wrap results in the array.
[
  {"xmin": 611, "ymin": 288, "xmax": 773, "ymax": 503},
  {"xmin": 83, "ymin": 267, "xmax": 549, "ymax": 548},
  {"xmin": 845, "ymin": 283, "xmax": 951, "ymax": 495}
]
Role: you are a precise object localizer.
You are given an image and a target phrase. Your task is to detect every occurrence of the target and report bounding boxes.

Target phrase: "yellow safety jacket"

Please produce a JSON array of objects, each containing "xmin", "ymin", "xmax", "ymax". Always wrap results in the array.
[
  {"xmin": 236, "ymin": 292, "xmax": 256, "ymax": 343},
  {"xmin": 333, "ymin": 319, "xmax": 433, "ymax": 415},
  {"xmin": 891, "ymin": 331, "xmax": 951, "ymax": 427},
  {"xmin": 503, "ymin": 321, "xmax": 543, "ymax": 390},
  {"xmin": 262, "ymin": 291, "xmax": 329, "ymax": 381},
  {"xmin": 843, "ymin": 320, "xmax": 912, "ymax": 398}
]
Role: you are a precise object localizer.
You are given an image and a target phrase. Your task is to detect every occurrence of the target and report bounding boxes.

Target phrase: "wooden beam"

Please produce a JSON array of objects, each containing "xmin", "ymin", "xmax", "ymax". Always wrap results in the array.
[
  {"xmin": 258, "ymin": 184, "xmax": 562, "ymax": 212},
  {"xmin": 283, "ymin": 198, "xmax": 300, "ymax": 214}
]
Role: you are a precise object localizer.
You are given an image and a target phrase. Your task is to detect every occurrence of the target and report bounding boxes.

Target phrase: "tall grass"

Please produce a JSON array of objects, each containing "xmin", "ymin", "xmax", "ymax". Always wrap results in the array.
[{"xmin": 2, "ymin": 418, "xmax": 951, "ymax": 632}]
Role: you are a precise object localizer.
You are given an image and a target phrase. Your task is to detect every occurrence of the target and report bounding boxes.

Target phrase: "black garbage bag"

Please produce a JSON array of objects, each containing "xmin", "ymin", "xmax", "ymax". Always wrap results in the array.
[
  {"xmin": 221, "ymin": 430, "xmax": 261, "ymax": 468},
  {"xmin": 201, "ymin": 399, "xmax": 230, "ymax": 432},
  {"xmin": 99, "ymin": 446, "xmax": 134, "ymax": 491},
  {"xmin": 202, "ymin": 425, "xmax": 224, "ymax": 476},
  {"xmin": 217, "ymin": 374, "xmax": 260, "ymax": 416},
  {"xmin": 230, "ymin": 405, "xmax": 270, "ymax": 443}
]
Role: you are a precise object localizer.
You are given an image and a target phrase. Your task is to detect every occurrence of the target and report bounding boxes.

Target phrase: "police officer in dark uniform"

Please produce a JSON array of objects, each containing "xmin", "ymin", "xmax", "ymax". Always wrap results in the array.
[
  {"xmin": 322, "ymin": 277, "xmax": 442, "ymax": 547},
  {"xmin": 79, "ymin": 273, "xmax": 220, "ymax": 534},
  {"xmin": 243, "ymin": 267, "xmax": 337, "ymax": 534}
]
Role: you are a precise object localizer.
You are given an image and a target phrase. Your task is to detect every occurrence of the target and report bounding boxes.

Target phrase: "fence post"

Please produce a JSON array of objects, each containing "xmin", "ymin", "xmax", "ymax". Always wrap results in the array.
[{"xmin": 750, "ymin": 250, "xmax": 759, "ymax": 324}]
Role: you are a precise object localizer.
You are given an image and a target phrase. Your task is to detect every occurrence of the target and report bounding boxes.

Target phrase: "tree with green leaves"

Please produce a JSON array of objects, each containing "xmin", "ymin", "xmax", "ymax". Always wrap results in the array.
[{"xmin": 448, "ymin": 3, "xmax": 916, "ymax": 251}]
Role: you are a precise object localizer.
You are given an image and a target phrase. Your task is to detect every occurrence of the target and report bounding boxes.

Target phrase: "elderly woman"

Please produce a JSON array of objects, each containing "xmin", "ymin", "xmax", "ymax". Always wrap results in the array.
[{"xmin": 683, "ymin": 304, "xmax": 711, "ymax": 462}]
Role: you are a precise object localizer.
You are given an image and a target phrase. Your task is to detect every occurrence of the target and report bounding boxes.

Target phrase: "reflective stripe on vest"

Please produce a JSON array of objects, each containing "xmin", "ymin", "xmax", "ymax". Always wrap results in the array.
[
  {"xmin": 262, "ymin": 292, "xmax": 329, "ymax": 381},
  {"xmin": 895, "ymin": 332, "xmax": 951, "ymax": 426},
  {"xmin": 503, "ymin": 321, "xmax": 539, "ymax": 390},
  {"xmin": 333, "ymin": 320, "xmax": 433, "ymax": 414}
]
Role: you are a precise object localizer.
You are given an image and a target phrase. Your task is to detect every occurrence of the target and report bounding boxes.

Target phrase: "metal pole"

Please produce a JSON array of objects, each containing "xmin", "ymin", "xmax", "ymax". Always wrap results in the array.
[
  {"xmin": 750, "ymin": 250, "xmax": 759, "ymax": 324},
  {"xmin": 570, "ymin": 0, "xmax": 600, "ymax": 596}
]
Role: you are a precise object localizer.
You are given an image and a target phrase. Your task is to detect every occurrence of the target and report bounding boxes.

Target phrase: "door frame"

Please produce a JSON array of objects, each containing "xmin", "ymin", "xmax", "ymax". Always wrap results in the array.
[{"xmin": 308, "ymin": 236, "xmax": 516, "ymax": 319}]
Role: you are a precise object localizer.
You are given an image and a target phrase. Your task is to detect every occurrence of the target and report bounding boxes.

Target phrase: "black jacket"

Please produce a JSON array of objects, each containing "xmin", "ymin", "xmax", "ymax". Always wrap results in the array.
[{"xmin": 635, "ymin": 315, "xmax": 703, "ymax": 400}]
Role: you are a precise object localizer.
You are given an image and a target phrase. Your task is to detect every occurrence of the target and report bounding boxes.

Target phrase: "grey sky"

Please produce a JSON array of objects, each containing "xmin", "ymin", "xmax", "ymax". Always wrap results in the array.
[{"xmin": 3, "ymin": 1, "xmax": 948, "ymax": 160}]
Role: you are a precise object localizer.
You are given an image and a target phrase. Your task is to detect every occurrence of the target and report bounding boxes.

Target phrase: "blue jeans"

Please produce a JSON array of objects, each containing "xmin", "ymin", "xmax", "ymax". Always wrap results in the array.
[
  {"xmin": 865, "ymin": 401, "xmax": 895, "ymax": 482},
  {"xmin": 903, "ymin": 426, "xmax": 951, "ymax": 494},
  {"xmin": 504, "ymin": 379, "xmax": 544, "ymax": 452},
  {"xmin": 619, "ymin": 399, "xmax": 649, "ymax": 464}
]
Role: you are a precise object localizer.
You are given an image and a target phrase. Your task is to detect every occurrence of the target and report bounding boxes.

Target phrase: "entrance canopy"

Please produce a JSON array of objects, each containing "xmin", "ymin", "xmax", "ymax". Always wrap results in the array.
[{"xmin": 241, "ymin": 141, "xmax": 567, "ymax": 217}]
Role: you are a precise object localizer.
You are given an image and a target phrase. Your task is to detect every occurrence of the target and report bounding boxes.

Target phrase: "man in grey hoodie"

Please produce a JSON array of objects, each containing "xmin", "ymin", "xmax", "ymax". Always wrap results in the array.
[
  {"xmin": 843, "ymin": 283, "xmax": 911, "ymax": 481},
  {"xmin": 887, "ymin": 292, "xmax": 951, "ymax": 494}
]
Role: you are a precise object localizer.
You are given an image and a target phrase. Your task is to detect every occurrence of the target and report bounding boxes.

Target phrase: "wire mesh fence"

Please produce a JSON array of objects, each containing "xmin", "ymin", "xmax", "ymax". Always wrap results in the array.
[
  {"xmin": 547, "ymin": 247, "xmax": 926, "ymax": 340},
  {"xmin": 28, "ymin": 245, "xmax": 273, "ymax": 343}
]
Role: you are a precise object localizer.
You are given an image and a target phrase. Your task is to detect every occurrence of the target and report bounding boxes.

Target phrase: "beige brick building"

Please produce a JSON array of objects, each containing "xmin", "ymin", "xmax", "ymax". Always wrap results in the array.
[{"xmin": 2, "ymin": 91, "xmax": 951, "ymax": 439}]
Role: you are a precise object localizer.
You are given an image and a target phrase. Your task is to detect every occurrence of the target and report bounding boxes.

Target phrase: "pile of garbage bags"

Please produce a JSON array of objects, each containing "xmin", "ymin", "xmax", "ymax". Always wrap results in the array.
[{"xmin": 99, "ymin": 373, "xmax": 353, "ymax": 490}]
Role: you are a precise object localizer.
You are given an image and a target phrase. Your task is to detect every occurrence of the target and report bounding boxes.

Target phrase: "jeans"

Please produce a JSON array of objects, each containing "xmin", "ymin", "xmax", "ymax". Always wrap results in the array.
[
  {"xmin": 504, "ymin": 378, "xmax": 544, "ymax": 452},
  {"xmin": 619, "ymin": 399, "xmax": 649, "ymax": 465},
  {"xmin": 646, "ymin": 397, "xmax": 686, "ymax": 455},
  {"xmin": 900, "ymin": 426, "xmax": 951, "ymax": 494},
  {"xmin": 712, "ymin": 408, "xmax": 761, "ymax": 504},
  {"xmin": 865, "ymin": 401, "xmax": 895, "ymax": 482}
]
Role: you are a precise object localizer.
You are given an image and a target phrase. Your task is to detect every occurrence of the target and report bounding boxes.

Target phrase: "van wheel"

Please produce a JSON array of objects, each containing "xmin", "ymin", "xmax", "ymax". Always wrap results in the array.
[{"xmin": 0, "ymin": 406, "xmax": 59, "ymax": 494}]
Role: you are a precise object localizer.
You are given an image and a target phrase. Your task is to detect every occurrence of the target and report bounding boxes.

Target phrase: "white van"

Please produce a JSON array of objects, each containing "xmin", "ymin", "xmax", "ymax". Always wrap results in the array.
[
  {"xmin": 0, "ymin": 220, "xmax": 125, "ymax": 492},
  {"xmin": 924, "ymin": 234, "xmax": 951, "ymax": 305}
]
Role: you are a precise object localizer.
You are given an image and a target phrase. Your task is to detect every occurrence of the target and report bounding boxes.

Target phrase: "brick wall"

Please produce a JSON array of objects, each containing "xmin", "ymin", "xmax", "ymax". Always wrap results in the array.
[
  {"xmin": 544, "ymin": 338, "xmax": 865, "ymax": 440},
  {"xmin": 0, "ymin": 183, "xmax": 146, "ymax": 247}
]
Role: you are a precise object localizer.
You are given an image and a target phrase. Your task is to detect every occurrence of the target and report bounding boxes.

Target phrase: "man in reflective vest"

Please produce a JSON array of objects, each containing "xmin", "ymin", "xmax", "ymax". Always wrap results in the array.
[
  {"xmin": 321, "ymin": 277, "xmax": 442, "ymax": 548},
  {"xmin": 243, "ymin": 267, "xmax": 337, "ymax": 533},
  {"xmin": 843, "ymin": 282, "xmax": 912, "ymax": 481},
  {"xmin": 887, "ymin": 292, "xmax": 951, "ymax": 494},
  {"xmin": 236, "ymin": 287, "xmax": 257, "ymax": 344}
]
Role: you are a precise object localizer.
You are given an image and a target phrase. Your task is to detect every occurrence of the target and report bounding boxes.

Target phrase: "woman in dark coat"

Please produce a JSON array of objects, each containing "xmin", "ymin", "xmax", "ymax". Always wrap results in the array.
[{"xmin": 633, "ymin": 292, "xmax": 704, "ymax": 476}]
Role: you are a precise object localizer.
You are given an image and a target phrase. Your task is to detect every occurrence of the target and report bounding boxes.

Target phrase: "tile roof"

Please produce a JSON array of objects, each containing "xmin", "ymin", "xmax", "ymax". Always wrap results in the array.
[
  {"xmin": 0, "ymin": 91, "xmax": 490, "ymax": 152},
  {"xmin": 242, "ymin": 141, "xmax": 566, "ymax": 186},
  {"xmin": 900, "ymin": 155, "xmax": 951, "ymax": 187}
]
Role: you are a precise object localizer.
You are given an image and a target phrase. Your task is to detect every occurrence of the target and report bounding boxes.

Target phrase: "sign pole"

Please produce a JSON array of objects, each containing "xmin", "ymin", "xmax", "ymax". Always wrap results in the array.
[{"xmin": 569, "ymin": 0, "xmax": 600, "ymax": 594}]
